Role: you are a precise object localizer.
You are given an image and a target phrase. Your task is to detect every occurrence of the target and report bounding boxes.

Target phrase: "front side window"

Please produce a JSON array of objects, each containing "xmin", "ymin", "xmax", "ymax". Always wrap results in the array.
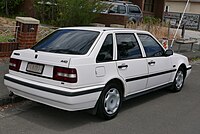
[
  {"xmin": 116, "ymin": 33, "xmax": 142, "ymax": 60},
  {"xmin": 97, "ymin": 34, "xmax": 113, "ymax": 62},
  {"xmin": 138, "ymin": 34, "xmax": 164, "ymax": 57},
  {"xmin": 32, "ymin": 29, "xmax": 100, "ymax": 55}
]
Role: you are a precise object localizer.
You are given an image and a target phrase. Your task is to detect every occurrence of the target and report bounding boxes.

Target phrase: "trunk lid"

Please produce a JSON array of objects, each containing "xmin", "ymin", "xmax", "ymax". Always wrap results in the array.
[{"xmin": 10, "ymin": 49, "xmax": 77, "ymax": 87}]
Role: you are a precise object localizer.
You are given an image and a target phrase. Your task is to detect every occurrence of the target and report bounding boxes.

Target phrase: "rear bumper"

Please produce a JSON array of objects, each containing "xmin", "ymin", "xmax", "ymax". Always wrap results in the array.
[{"xmin": 4, "ymin": 74, "xmax": 103, "ymax": 111}]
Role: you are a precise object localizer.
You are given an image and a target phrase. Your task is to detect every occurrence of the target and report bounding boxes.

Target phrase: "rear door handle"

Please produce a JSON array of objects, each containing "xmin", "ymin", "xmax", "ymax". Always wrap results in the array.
[
  {"xmin": 118, "ymin": 64, "xmax": 128, "ymax": 69},
  {"xmin": 148, "ymin": 60, "xmax": 156, "ymax": 65}
]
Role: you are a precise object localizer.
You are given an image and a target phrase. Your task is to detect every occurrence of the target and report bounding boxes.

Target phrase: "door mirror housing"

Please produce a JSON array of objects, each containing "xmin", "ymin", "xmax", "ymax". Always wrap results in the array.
[{"xmin": 165, "ymin": 49, "xmax": 173, "ymax": 56}]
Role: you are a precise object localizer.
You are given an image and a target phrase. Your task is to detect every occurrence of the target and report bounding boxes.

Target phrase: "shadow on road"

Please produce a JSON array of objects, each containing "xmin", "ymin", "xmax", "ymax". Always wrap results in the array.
[
  {"xmin": 14, "ymin": 62, "xmax": 200, "ymax": 133},
  {"xmin": 15, "ymin": 87, "xmax": 172, "ymax": 132},
  {"xmin": 121, "ymin": 88, "xmax": 170, "ymax": 112}
]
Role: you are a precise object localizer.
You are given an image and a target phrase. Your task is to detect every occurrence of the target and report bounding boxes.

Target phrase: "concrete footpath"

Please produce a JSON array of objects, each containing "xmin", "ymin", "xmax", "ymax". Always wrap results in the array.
[{"xmin": 0, "ymin": 29, "xmax": 200, "ymax": 106}]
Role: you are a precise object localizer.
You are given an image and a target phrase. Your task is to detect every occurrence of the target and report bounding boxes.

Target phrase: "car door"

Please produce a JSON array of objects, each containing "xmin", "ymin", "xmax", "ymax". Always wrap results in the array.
[
  {"xmin": 115, "ymin": 33, "xmax": 148, "ymax": 96},
  {"xmin": 137, "ymin": 34, "xmax": 173, "ymax": 88}
]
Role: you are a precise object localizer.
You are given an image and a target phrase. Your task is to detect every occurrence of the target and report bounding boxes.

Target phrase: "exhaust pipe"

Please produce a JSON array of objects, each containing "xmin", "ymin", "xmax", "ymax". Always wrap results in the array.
[{"xmin": 9, "ymin": 91, "xmax": 14, "ymax": 97}]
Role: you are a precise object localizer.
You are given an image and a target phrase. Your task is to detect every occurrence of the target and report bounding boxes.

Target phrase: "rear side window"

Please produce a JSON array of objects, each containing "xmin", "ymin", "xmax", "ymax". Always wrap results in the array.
[
  {"xmin": 97, "ymin": 34, "xmax": 113, "ymax": 63},
  {"xmin": 32, "ymin": 30, "xmax": 99, "ymax": 55},
  {"xmin": 108, "ymin": 4, "xmax": 118, "ymax": 13},
  {"xmin": 138, "ymin": 34, "xmax": 164, "ymax": 57},
  {"xmin": 109, "ymin": 4, "xmax": 126, "ymax": 14},
  {"xmin": 116, "ymin": 33, "xmax": 142, "ymax": 60},
  {"xmin": 128, "ymin": 6, "xmax": 141, "ymax": 14},
  {"xmin": 117, "ymin": 5, "xmax": 126, "ymax": 14}
]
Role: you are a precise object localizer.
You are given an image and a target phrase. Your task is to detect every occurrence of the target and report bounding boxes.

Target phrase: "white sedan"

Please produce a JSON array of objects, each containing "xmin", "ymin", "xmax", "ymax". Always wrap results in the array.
[{"xmin": 4, "ymin": 27, "xmax": 191, "ymax": 120}]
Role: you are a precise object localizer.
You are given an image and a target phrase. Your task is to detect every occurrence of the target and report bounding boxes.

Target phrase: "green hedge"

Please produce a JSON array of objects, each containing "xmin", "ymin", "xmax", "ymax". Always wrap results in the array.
[
  {"xmin": 0, "ymin": 0, "xmax": 24, "ymax": 16},
  {"xmin": 34, "ymin": 0, "xmax": 104, "ymax": 27}
]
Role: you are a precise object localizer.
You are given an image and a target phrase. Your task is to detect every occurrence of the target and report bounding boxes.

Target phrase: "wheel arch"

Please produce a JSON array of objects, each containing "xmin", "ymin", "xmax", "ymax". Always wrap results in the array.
[
  {"xmin": 178, "ymin": 63, "xmax": 187, "ymax": 78},
  {"xmin": 92, "ymin": 78, "xmax": 125, "ymax": 116},
  {"xmin": 105, "ymin": 78, "xmax": 125, "ymax": 98},
  {"xmin": 128, "ymin": 17, "xmax": 136, "ymax": 23}
]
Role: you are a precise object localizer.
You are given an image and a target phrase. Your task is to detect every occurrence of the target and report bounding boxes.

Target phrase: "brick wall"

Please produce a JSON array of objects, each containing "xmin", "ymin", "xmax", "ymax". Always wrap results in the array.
[
  {"xmin": 0, "ymin": 42, "xmax": 18, "ymax": 57},
  {"xmin": 16, "ymin": 20, "xmax": 39, "ymax": 49},
  {"xmin": 17, "ymin": 32, "xmax": 37, "ymax": 49},
  {"xmin": 131, "ymin": 0, "xmax": 165, "ymax": 19}
]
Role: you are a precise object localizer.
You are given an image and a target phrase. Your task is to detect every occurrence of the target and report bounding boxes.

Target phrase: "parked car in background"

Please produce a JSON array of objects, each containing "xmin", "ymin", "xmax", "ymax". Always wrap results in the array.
[
  {"xmin": 100, "ymin": 1, "xmax": 143, "ymax": 23},
  {"xmin": 4, "ymin": 27, "xmax": 191, "ymax": 120}
]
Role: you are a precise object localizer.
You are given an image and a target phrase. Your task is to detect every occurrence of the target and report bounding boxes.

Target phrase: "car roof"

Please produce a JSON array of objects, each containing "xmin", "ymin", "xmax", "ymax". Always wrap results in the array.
[
  {"xmin": 104, "ymin": 1, "xmax": 132, "ymax": 5},
  {"xmin": 59, "ymin": 27, "xmax": 149, "ymax": 34},
  {"xmin": 101, "ymin": 1, "xmax": 136, "ymax": 6}
]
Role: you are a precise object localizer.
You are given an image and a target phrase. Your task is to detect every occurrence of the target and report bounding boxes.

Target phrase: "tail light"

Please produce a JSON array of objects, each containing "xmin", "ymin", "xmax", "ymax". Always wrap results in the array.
[
  {"xmin": 9, "ymin": 58, "xmax": 22, "ymax": 71},
  {"xmin": 53, "ymin": 66, "xmax": 77, "ymax": 83}
]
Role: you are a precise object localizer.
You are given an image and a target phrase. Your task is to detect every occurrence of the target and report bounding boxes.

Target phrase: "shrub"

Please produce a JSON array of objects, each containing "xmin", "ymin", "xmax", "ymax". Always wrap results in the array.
[
  {"xmin": 35, "ymin": 0, "xmax": 103, "ymax": 27},
  {"xmin": 143, "ymin": 16, "xmax": 161, "ymax": 25},
  {"xmin": 0, "ymin": 0, "xmax": 24, "ymax": 16}
]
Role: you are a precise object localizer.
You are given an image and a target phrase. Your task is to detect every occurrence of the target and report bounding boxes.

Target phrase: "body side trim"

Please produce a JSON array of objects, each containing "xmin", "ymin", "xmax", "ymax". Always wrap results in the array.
[
  {"xmin": 126, "ymin": 69, "xmax": 176, "ymax": 82},
  {"xmin": 124, "ymin": 82, "xmax": 173, "ymax": 101},
  {"xmin": 4, "ymin": 76, "xmax": 103, "ymax": 97}
]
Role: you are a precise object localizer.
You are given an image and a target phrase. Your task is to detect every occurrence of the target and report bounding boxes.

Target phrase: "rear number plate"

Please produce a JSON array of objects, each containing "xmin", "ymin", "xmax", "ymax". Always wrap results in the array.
[{"xmin": 26, "ymin": 63, "xmax": 44, "ymax": 74}]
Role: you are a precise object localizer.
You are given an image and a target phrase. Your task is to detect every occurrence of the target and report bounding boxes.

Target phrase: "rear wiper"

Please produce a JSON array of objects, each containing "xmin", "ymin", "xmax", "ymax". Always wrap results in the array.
[{"xmin": 48, "ymin": 49, "xmax": 81, "ymax": 54}]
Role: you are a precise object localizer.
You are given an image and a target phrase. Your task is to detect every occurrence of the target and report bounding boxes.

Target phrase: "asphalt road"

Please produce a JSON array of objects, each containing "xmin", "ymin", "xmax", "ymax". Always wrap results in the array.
[{"xmin": 0, "ymin": 62, "xmax": 200, "ymax": 134}]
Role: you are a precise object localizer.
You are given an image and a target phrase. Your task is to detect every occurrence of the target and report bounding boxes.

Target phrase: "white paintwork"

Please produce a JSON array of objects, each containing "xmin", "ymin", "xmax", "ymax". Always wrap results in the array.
[
  {"xmin": 146, "ymin": 56, "xmax": 172, "ymax": 88},
  {"xmin": 116, "ymin": 59, "xmax": 148, "ymax": 96},
  {"xmin": 5, "ymin": 74, "xmax": 103, "ymax": 111},
  {"xmin": 4, "ymin": 27, "xmax": 191, "ymax": 111}
]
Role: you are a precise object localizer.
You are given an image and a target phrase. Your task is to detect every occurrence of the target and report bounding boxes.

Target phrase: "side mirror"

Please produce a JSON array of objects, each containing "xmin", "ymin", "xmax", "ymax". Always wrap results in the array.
[{"xmin": 165, "ymin": 49, "xmax": 173, "ymax": 56}]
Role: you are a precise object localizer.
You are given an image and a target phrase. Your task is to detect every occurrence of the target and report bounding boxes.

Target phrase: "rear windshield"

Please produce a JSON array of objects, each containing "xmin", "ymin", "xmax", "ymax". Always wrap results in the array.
[{"xmin": 32, "ymin": 29, "xmax": 100, "ymax": 55}]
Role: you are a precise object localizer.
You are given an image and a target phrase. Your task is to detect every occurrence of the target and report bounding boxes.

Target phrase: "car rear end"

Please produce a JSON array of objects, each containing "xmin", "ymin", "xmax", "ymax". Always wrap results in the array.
[
  {"xmin": 127, "ymin": 4, "xmax": 143, "ymax": 23},
  {"xmin": 4, "ymin": 28, "xmax": 103, "ymax": 111}
]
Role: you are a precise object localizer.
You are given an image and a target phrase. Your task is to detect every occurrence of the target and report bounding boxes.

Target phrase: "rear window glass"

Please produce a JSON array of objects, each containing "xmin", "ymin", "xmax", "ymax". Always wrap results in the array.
[
  {"xmin": 128, "ymin": 6, "xmax": 141, "ymax": 14},
  {"xmin": 32, "ymin": 29, "xmax": 100, "ymax": 55}
]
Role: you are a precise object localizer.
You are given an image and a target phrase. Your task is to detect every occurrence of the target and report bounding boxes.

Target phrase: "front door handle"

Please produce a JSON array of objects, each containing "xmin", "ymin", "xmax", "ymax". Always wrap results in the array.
[
  {"xmin": 118, "ymin": 64, "xmax": 128, "ymax": 69},
  {"xmin": 148, "ymin": 60, "xmax": 156, "ymax": 65}
]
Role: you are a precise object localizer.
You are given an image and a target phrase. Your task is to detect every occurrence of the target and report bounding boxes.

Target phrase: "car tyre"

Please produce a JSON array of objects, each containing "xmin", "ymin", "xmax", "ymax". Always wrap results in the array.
[
  {"xmin": 170, "ymin": 67, "xmax": 185, "ymax": 92},
  {"xmin": 97, "ymin": 83, "xmax": 122, "ymax": 120}
]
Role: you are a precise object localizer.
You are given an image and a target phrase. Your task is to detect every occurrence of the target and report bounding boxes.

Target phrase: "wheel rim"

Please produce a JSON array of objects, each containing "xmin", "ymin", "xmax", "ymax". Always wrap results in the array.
[
  {"xmin": 104, "ymin": 88, "xmax": 120, "ymax": 115},
  {"xmin": 175, "ymin": 71, "xmax": 184, "ymax": 89}
]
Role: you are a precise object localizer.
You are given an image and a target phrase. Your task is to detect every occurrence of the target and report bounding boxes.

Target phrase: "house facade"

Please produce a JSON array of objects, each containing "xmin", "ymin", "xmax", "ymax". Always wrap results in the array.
[
  {"xmin": 165, "ymin": 0, "xmax": 200, "ymax": 14},
  {"xmin": 164, "ymin": 0, "xmax": 200, "ymax": 30},
  {"xmin": 20, "ymin": 0, "xmax": 166, "ymax": 20},
  {"xmin": 130, "ymin": 0, "xmax": 166, "ymax": 19}
]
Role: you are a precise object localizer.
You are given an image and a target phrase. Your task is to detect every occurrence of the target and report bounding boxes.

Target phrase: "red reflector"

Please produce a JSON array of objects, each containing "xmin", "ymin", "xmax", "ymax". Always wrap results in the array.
[
  {"xmin": 53, "ymin": 66, "xmax": 77, "ymax": 83},
  {"xmin": 9, "ymin": 58, "xmax": 22, "ymax": 71}
]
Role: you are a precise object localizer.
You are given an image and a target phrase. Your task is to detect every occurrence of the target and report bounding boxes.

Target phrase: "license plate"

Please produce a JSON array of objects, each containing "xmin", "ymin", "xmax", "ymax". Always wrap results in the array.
[{"xmin": 26, "ymin": 63, "xmax": 44, "ymax": 74}]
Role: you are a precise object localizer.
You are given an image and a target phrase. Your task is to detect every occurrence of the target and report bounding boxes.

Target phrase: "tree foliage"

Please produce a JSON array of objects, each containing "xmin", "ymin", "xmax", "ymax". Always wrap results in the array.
[
  {"xmin": 0, "ymin": 0, "xmax": 24, "ymax": 16},
  {"xmin": 35, "ymin": 0, "xmax": 103, "ymax": 26}
]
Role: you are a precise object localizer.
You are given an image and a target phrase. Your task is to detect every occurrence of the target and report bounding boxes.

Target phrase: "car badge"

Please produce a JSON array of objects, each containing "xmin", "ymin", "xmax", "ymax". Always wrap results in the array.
[{"xmin": 61, "ymin": 60, "xmax": 68, "ymax": 63}]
